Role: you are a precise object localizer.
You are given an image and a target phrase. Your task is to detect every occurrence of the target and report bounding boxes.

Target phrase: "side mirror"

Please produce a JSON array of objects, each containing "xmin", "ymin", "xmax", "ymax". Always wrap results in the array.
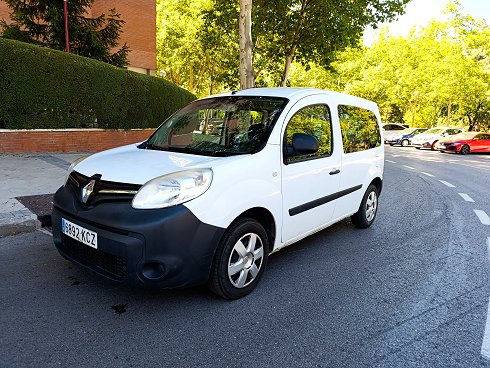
[{"xmin": 292, "ymin": 133, "xmax": 318, "ymax": 155}]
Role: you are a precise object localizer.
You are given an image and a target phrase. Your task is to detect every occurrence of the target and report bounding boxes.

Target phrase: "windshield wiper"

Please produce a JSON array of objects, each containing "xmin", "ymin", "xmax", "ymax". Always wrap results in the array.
[{"xmin": 144, "ymin": 142, "xmax": 167, "ymax": 151}]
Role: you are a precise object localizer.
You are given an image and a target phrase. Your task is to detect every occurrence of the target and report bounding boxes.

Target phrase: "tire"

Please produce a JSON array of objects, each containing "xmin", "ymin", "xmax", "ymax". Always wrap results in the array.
[
  {"xmin": 415, "ymin": 147, "xmax": 421, "ymax": 150},
  {"xmin": 389, "ymin": 143, "xmax": 394, "ymax": 146},
  {"xmin": 460, "ymin": 144, "xmax": 470, "ymax": 155},
  {"xmin": 208, "ymin": 218, "xmax": 269, "ymax": 299},
  {"xmin": 401, "ymin": 139, "xmax": 409, "ymax": 147},
  {"xmin": 351, "ymin": 184, "xmax": 379, "ymax": 229},
  {"xmin": 431, "ymin": 141, "xmax": 438, "ymax": 150}
]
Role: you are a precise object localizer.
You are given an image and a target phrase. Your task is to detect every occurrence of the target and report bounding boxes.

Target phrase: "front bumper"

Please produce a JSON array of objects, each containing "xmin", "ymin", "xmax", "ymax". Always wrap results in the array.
[
  {"xmin": 437, "ymin": 143, "xmax": 459, "ymax": 152},
  {"xmin": 412, "ymin": 141, "xmax": 432, "ymax": 148},
  {"xmin": 52, "ymin": 184, "xmax": 225, "ymax": 289}
]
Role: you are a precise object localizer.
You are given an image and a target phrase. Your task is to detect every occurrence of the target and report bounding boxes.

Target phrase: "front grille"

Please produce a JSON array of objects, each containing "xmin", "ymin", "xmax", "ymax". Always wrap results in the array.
[
  {"xmin": 60, "ymin": 235, "xmax": 128, "ymax": 279},
  {"xmin": 68, "ymin": 172, "xmax": 141, "ymax": 205}
]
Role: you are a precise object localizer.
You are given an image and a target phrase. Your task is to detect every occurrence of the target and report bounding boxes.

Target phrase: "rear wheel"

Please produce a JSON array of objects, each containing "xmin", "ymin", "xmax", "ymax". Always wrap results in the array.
[
  {"xmin": 351, "ymin": 184, "xmax": 379, "ymax": 229},
  {"xmin": 208, "ymin": 218, "xmax": 269, "ymax": 299},
  {"xmin": 460, "ymin": 144, "xmax": 470, "ymax": 155},
  {"xmin": 415, "ymin": 147, "xmax": 421, "ymax": 150},
  {"xmin": 401, "ymin": 139, "xmax": 409, "ymax": 147}
]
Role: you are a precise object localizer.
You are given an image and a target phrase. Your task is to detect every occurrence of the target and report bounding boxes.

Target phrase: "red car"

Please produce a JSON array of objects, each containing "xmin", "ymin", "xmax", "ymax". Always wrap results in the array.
[{"xmin": 436, "ymin": 132, "xmax": 490, "ymax": 154}]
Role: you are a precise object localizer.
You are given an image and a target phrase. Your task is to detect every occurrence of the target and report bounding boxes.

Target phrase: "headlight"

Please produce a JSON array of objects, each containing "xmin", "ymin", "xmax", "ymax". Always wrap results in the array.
[
  {"xmin": 64, "ymin": 156, "xmax": 88, "ymax": 185},
  {"xmin": 132, "ymin": 169, "xmax": 213, "ymax": 209}
]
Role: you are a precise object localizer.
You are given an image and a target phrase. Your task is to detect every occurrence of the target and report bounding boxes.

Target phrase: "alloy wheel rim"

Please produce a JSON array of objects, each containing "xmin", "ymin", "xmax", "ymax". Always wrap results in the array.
[
  {"xmin": 228, "ymin": 233, "xmax": 264, "ymax": 288},
  {"xmin": 365, "ymin": 191, "xmax": 378, "ymax": 222}
]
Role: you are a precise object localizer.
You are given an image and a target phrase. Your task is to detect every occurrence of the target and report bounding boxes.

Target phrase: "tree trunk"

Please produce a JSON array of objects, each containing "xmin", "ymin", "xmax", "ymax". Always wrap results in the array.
[
  {"xmin": 239, "ymin": 0, "xmax": 254, "ymax": 89},
  {"xmin": 279, "ymin": 0, "xmax": 307, "ymax": 87},
  {"xmin": 280, "ymin": 48, "xmax": 296, "ymax": 87}
]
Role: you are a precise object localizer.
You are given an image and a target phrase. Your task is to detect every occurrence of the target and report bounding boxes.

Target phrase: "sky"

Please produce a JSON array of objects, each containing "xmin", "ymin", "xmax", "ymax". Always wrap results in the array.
[{"xmin": 363, "ymin": 0, "xmax": 490, "ymax": 45}]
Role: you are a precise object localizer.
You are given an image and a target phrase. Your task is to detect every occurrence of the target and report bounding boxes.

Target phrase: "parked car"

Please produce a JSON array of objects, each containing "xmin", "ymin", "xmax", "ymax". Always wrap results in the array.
[
  {"xmin": 411, "ymin": 127, "xmax": 464, "ymax": 150},
  {"xmin": 52, "ymin": 88, "xmax": 384, "ymax": 299},
  {"xmin": 436, "ymin": 132, "xmax": 490, "ymax": 154},
  {"xmin": 382, "ymin": 123, "xmax": 408, "ymax": 143},
  {"xmin": 387, "ymin": 128, "xmax": 427, "ymax": 147}
]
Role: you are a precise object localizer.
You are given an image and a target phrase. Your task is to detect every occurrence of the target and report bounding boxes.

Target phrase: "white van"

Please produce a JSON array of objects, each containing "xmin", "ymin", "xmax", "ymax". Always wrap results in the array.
[{"xmin": 53, "ymin": 88, "xmax": 384, "ymax": 299}]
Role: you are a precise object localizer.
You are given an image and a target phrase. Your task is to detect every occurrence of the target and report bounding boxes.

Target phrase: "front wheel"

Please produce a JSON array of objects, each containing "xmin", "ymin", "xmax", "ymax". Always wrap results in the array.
[
  {"xmin": 208, "ymin": 218, "xmax": 269, "ymax": 299},
  {"xmin": 431, "ymin": 141, "xmax": 438, "ymax": 150},
  {"xmin": 351, "ymin": 184, "xmax": 379, "ymax": 229},
  {"xmin": 460, "ymin": 144, "xmax": 470, "ymax": 155},
  {"xmin": 401, "ymin": 139, "xmax": 409, "ymax": 147}
]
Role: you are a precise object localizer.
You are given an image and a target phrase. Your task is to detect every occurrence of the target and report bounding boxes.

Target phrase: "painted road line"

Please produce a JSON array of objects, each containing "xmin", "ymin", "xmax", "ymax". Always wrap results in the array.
[
  {"xmin": 458, "ymin": 193, "xmax": 475, "ymax": 203},
  {"xmin": 474, "ymin": 210, "xmax": 490, "ymax": 226},
  {"xmin": 386, "ymin": 160, "xmax": 397, "ymax": 163},
  {"xmin": 421, "ymin": 172, "xmax": 435, "ymax": 177},
  {"xmin": 439, "ymin": 180, "xmax": 456, "ymax": 188},
  {"xmin": 488, "ymin": 237, "xmax": 490, "ymax": 262},
  {"xmin": 482, "ymin": 290, "xmax": 490, "ymax": 360},
  {"xmin": 403, "ymin": 165, "xmax": 415, "ymax": 169},
  {"xmin": 481, "ymin": 238, "xmax": 490, "ymax": 360}
]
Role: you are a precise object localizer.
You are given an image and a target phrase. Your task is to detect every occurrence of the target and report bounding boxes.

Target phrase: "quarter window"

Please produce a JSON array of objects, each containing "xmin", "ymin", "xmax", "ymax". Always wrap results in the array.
[
  {"xmin": 338, "ymin": 105, "xmax": 381, "ymax": 153},
  {"xmin": 284, "ymin": 104, "xmax": 332, "ymax": 163}
]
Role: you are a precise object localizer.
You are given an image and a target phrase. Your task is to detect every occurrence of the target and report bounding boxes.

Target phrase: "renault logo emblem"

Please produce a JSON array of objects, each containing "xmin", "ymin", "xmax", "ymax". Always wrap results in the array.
[{"xmin": 81, "ymin": 180, "xmax": 96, "ymax": 204}]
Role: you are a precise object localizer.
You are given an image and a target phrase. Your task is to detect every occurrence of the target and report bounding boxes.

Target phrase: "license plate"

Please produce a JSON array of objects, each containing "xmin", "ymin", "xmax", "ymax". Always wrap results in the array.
[{"xmin": 62, "ymin": 218, "xmax": 98, "ymax": 249}]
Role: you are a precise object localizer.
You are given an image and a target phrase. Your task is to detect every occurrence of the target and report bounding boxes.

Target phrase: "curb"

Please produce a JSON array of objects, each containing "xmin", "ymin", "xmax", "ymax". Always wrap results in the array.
[
  {"xmin": 0, "ymin": 194, "xmax": 54, "ymax": 237},
  {"xmin": 0, "ymin": 210, "xmax": 41, "ymax": 237}
]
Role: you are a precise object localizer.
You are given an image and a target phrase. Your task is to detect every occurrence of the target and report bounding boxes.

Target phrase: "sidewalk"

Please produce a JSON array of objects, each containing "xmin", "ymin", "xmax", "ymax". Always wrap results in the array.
[{"xmin": 0, "ymin": 153, "xmax": 85, "ymax": 236}]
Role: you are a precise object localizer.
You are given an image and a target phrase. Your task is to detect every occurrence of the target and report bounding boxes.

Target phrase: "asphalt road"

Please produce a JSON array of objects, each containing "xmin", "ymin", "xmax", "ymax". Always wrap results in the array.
[{"xmin": 1, "ymin": 146, "xmax": 490, "ymax": 368}]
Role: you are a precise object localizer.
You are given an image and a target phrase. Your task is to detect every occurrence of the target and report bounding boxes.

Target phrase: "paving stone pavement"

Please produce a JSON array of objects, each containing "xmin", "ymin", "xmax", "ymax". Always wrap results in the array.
[{"xmin": 0, "ymin": 153, "xmax": 85, "ymax": 236}]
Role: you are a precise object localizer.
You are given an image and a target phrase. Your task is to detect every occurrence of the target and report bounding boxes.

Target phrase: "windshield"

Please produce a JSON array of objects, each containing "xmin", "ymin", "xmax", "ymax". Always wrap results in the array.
[
  {"xmin": 424, "ymin": 128, "xmax": 444, "ymax": 135},
  {"xmin": 400, "ymin": 128, "xmax": 415, "ymax": 134},
  {"xmin": 455, "ymin": 132, "xmax": 477, "ymax": 139},
  {"xmin": 143, "ymin": 96, "xmax": 288, "ymax": 156}
]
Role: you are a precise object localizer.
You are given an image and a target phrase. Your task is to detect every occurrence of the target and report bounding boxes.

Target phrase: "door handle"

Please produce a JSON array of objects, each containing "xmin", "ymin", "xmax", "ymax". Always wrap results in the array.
[{"xmin": 329, "ymin": 169, "xmax": 340, "ymax": 175}]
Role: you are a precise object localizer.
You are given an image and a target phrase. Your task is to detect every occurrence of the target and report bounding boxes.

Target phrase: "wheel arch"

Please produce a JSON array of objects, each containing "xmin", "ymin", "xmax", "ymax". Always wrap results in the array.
[
  {"xmin": 369, "ymin": 177, "xmax": 383, "ymax": 196},
  {"xmin": 230, "ymin": 207, "xmax": 276, "ymax": 253}
]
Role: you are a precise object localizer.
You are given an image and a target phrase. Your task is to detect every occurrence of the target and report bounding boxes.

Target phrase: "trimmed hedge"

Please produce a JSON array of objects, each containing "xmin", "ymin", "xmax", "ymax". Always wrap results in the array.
[{"xmin": 0, "ymin": 38, "xmax": 196, "ymax": 129}]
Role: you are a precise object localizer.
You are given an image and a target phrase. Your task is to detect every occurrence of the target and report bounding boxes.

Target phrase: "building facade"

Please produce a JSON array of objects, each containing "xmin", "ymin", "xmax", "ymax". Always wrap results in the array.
[{"xmin": 0, "ymin": 0, "xmax": 156, "ymax": 75}]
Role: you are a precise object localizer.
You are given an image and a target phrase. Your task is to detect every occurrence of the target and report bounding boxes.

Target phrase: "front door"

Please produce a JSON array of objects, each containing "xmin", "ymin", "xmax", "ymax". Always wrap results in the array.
[{"xmin": 281, "ymin": 98, "xmax": 342, "ymax": 243}]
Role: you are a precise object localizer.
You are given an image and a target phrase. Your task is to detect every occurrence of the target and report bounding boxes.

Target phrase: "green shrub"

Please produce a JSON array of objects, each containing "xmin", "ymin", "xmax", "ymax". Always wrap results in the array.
[{"xmin": 0, "ymin": 38, "xmax": 196, "ymax": 129}]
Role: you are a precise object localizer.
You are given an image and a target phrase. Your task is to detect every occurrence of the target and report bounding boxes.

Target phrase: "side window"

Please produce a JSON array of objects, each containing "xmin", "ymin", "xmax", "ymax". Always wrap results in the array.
[
  {"xmin": 284, "ymin": 104, "xmax": 332, "ymax": 164},
  {"xmin": 338, "ymin": 105, "xmax": 381, "ymax": 154},
  {"xmin": 393, "ymin": 125, "xmax": 405, "ymax": 130}
]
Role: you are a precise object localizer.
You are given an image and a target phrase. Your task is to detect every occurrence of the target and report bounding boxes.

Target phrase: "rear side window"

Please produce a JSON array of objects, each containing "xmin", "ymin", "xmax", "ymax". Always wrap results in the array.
[
  {"xmin": 338, "ymin": 105, "xmax": 381, "ymax": 153},
  {"xmin": 284, "ymin": 104, "xmax": 332, "ymax": 163}
]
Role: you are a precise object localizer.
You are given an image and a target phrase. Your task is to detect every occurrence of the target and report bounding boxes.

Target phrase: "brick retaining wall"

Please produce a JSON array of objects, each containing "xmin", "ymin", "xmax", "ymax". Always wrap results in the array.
[{"xmin": 0, "ymin": 129, "xmax": 154, "ymax": 153}]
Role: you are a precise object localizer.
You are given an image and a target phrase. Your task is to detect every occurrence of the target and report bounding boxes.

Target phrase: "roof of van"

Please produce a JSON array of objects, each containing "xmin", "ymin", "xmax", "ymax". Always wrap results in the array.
[{"xmin": 205, "ymin": 87, "xmax": 378, "ymax": 108}]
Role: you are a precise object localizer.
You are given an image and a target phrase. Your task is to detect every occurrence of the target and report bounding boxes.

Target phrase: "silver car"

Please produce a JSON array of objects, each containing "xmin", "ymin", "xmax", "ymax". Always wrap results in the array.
[{"xmin": 411, "ymin": 127, "xmax": 464, "ymax": 150}]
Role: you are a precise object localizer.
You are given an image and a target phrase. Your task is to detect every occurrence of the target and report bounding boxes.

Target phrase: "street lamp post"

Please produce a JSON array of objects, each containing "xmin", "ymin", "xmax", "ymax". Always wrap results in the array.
[{"xmin": 63, "ymin": 0, "xmax": 70, "ymax": 52}]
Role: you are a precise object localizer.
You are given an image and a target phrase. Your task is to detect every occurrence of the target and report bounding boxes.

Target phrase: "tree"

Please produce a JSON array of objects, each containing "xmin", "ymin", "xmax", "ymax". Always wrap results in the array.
[
  {"xmin": 239, "ymin": 0, "xmax": 254, "ymax": 89},
  {"xmin": 332, "ymin": 1, "xmax": 490, "ymax": 131},
  {"xmin": 1, "ymin": 0, "xmax": 129, "ymax": 67},
  {"xmin": 157, "ymin": 0, "xmax": 237, "ymax": 96},
  {"xmin": 206, "ymin": 0, "xmax": 411, "ymax": 87}
]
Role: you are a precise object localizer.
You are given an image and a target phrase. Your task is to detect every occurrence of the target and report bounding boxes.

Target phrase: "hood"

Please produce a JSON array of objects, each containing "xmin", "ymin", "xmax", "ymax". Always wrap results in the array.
[{"xmin": 73, "ymin": 144, "xmax": 225, "ymax": 185}]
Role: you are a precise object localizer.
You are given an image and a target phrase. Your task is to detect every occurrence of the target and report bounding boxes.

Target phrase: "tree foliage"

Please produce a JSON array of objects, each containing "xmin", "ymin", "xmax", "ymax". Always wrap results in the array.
[
  {"xmin": 1, "ymin": 0, "xmax": 129, "ymax": 67},
  {"xmin": 157, "ymin": 0, "xmax": 237, "ymax": 96},
  {"xmin": 203, "ymin": 0, "xmax": 410, "ymax": 86}
]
